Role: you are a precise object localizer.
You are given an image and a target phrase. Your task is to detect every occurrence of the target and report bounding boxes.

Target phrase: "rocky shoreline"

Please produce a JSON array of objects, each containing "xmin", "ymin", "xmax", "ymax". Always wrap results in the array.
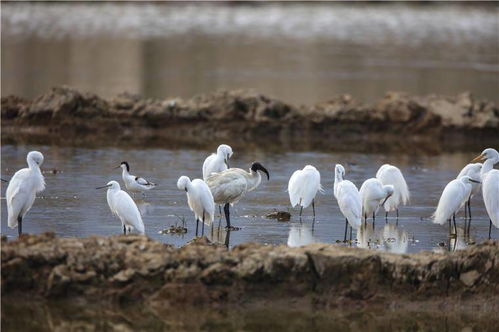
[
  {"xmin": 2, "ymin": 87, "xmax": 498, "ymax": 152},
  {"xmin": 2, "ymin": 233, "xmax": 498, "ymax": 312}
]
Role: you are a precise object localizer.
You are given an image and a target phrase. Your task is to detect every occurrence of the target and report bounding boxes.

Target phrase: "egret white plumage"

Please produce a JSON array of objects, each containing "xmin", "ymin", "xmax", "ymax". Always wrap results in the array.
[
  {"xmin": 334, "ymin": 164, "xmax": 362, "ymax": 242},
  {"xmin": 375, "ymin": 164, "xmax": 410, "ymax": 219},
  {"xmin": 456, "ymin": 163, "xmax": 482, "ymax": 225},
  {"xmin": 288, "ymin": 165, "xmax": 324, "ymax": 218},
  {"xmin": 6, "ymin": 151, "xmax": 46, "ymax": 236},
  {"xmin": 116, "ymin": 161, "xmax": 156, "ymax": 195},
  {"xmin": 202, "ymin": 144, "xmax": 233, "ymax": 180},
  {"xmin": 471, "ymin": 148, "xmax": 499, "ymax": 238},
  {"xmin": 206, "ymin": 162, "xmax": 269, "ymax": 229},
  {"xmin": 97, "ymin": 180, "xmax": 145, "ymax": 234},
  {"xmin": 177, "ymin": 176, "xmax": 215, "ymax": 236},
  {"xmin": 359, "ymin": 178, "xmax": 394, "ymax": 226},
  {"xmin": 432, "ymin": 176, "xmax": 480, "ymax": 235}
]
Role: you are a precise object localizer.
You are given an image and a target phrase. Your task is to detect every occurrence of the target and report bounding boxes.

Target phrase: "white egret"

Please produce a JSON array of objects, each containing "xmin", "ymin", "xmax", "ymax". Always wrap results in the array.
[
  {"xmin": 375, "ymin": 164, "xmax": 410, "ymax": 219},
  {"xmin": 471, "ymin": 148, "xmax": 499, "ymax": 238},
  {"xmin": 202, "ymin": 144, "xmax": 233, "ymax": 180},
  {"xmin": 116, "ymin": 161, "xmax": 156, "ymax": 195},
  {"xmin": 206, "ymin": 162, "xmax": 269, "ymax": 229},
  {"xmin": 6, "ymin": 151, "xmax": 46, "ymax": 236},
  {"xmin": 334, "ymin": 164, "xmax": 362, "ymax": 242},
  {"xmin": 359, "ymin": 178, "xmax": 394, "ymax": 226},
  {"xmin": 97, "ymin": 180, "xmax": 145, "ymax": 235},
  {"xmin": 456, "ymin": 163, "xmax": 482, "ymax": 230},
  {"xmin": 177, "ymin": 176, "xmax": 215, "ymax": 236},
  {"xmin": 432, "ymin": 176, "xmax": 480, "ymax": 235},
  {"xmin": 288, "ymin": 165, "xmax": 324, "ymax": 218}
]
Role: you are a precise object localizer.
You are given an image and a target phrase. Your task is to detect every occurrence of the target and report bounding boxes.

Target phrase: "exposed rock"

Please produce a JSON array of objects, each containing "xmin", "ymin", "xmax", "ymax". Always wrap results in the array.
[
  {"xmin": 2, "ymin": 87, "xmax": 498, "ymax": 152},
  {"xmin": 2, "ymin": 233, "xmax": 498, "ymax": 309}
]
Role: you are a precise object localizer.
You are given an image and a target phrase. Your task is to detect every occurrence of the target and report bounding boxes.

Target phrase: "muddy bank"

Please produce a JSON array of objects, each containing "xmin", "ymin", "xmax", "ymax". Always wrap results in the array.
[
  {"xmin": 2, "ymin": 233, "xmax": 498, "ymax": 312},
  {"xmin": 2, "ymin": 87, "xmax": 498, "ymax": 153}
]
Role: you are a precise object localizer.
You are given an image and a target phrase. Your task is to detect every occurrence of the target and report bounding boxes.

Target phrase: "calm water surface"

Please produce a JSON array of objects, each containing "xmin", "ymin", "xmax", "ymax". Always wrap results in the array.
[{"xmin": 1, "ymin": 144, "xmax": 493, "ymax": 253}]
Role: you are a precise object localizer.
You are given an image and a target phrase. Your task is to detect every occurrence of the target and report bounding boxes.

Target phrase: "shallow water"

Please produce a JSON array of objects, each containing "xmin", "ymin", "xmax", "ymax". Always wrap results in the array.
[
  {"xmin": 2, "ymin": 3, "xmax": 498, "ymax": 105},
  {"xmin": 1, "ymin": 144, "xmax": 493, "ymax": 253}
]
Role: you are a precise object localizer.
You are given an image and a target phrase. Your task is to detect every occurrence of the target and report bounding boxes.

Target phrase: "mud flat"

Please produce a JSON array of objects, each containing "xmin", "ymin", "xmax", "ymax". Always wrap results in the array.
[
  {"xmin": 2, "ymin": 87, "xmax": 498, "ymax": 152},
  {"xmin": 2, "ymin": 233, "xmax": 498, "ymax": 314}
]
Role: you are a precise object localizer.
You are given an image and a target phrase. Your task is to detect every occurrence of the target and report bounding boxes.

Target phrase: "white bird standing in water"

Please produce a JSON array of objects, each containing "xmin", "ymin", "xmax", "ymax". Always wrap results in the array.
[
  {"xmin": 6, "ymin": 151, "xmax": 46, "ymax": 236},
  {"xmin": 202, "ymin": 144, "xmax": 233, "ymax": 180},
  {"xmin": 471, "ymin": 148, "xmax": 499, "ymax": 238},
  {"xmin": 116, "ymin": 161, "xmax": 156, "ymax": 195},
  {"xmin": 177, "ymin": 176, "xmax": 215, "ymax": 236},
  {"xmin": 432, "ymin": 176, "xmax": 480, "ymax": 235},
  {"xmin": 334, "ymin": 164, "xmax": 362, "ymax": 242},
  {"xmin": 97, "ymin": 180, "xmax": 145, "ymax": 235},
  {"xmin": 288, "ymin": 165, "xmax": 324, "ymax": 218},
  {"xmin": 206, "ymin": 162, "xmax": 269, "ymax": 229},
  {"xmin": 456, "ymin": 163, "xmax": 482, "ymax": 225},
  {"xmin": 375, "ymin": 164, "xmax": 410, "ymax": 219},
  {"xmin": 359, "ymin": 178, "xmax": 394, "ymax": 226}
]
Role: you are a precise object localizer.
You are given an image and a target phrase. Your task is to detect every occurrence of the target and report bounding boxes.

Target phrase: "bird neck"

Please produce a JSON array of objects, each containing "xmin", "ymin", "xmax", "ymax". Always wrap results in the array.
[
  {"xmin": 122, "ymin": 168, "xmax": 130, "ymax": 177},
  {"xmin": 27, "ymin": 158, "xmax": 40, "ymax": 171},
  {"xmin": 248, "ymin": 170, "xmax": 261, "ymax": 187},
  {"xmin": 481, "ymin": 158, "xmax": 497, "ymax": 179}
]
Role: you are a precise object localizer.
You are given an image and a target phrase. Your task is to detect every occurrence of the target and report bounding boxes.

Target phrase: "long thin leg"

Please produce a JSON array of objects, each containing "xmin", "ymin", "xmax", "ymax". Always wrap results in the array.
[
  {"xmin": 396, "ymin": 209, "xmax": 399, "ymax": 219},
  {"xmin": 385, "ymin": 211, "xmax": 388, "ymax": 223},
  {"xmin": 452, "ymin": 213, "xmax": 457, "ymax": 235},
  {"xmin": 344, "ymin": 218, "xmax": 348, "ymax": 242},
  {"xmin": 372, "ymin": 212, "xmax": 376, "ymax": 229},
  {"xmin": 202, "ymin": 212, "xmax": 205, "ymax": 236},
  {"xmin": 18, "ymin": 216, "xmax": 22, "ymax": 237},
  {"xmin": 299, "ymin": 206, "xmax": 303, "ymax": 218},
  {"xmin": 349, "ymin": 226, "xmax": 353, "ymax": 243},
  {"xmin": 467, "ymin": 204, "xmax": 472, "ymax": 235},
  {"xmin": 312, "ymin": 200, "xmax": 315, "ymax": 219},
  {"xmin": 224, "ymin": 229, "xmax": 231, "ymax": 248},
  {"xmin": 364, "ymin": 214, "xmax": 367, "ymax": 227},
  {"xmin": 448, "ymin": 219, "xmax": 451, "ymax": 235},
  {"xmin": 224, "ymin": 203, "xmax": 231, "ymax": 229},
  {"xmin": 219, "ymin": 205, "xmax": 222, "ymax": 216},
  {"xmin": 123, "ymin": 224, "xmax": 126, "ymax": 235},
  {"xmin": 489, "ymin": 219, "xmax": 492, "ymax": 239},
  {"xmin": 464, "ymin": 201, "xmax": 468, "ymax": 220},
  {"xmin": 195, "ymin": 219, "xmax": 199, "ymax": 237}
]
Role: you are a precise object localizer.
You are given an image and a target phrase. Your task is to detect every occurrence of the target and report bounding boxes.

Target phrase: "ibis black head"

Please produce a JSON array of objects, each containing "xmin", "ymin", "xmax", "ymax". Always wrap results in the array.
[
  {"xmin": 121, "ymin": 161, "xmax": 130, "ymax": 172},
  {"xmin": 251, "ymin": 162, "xmax": 270, "ymax": 180}
]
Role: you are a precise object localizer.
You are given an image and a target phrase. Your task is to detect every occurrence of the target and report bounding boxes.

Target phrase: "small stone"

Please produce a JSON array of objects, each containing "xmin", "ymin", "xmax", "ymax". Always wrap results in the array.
[{"xmin": 460, "ymin": 270, "xmax": 481, "ymax": 287}]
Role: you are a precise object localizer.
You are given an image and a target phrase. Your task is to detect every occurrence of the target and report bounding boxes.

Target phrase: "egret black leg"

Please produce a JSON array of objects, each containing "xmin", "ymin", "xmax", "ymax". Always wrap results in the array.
[
  {"xmin": 300, "ymin": 206, "xmax": 303, "ymax": 218},
  {"xmin": 344, "ymin": 218, "xmax": 348, "ymax": 242},
  {"xmin": 489, "ymin": 219, "xmax": 492, "ymax": 239},
  {"xmin": 396, "ymin": 209, "xmax": 399, "ymax": 220},
  {"xmin": 219, "ymin": 205, "xmax": 222, "ymax": 216},
  {"xmin": 349, "ymin": 226, "xmax": 353, "ymax": 243},
  {"xmin": 364, "ymin": 214, "xmax": 367, "ymax": 227},
  {"xmin": 385, "ymin": 211, "xmax": 388, "ymax": 223},
  {"xmin": 196, "ymin": 219, "xmax": 199, "ymax": 237},
  {"xmin": 452, "ymin": 213, "xmax": 457, "ymax": 235},
  {"xmin": 312, "ymin": 200, "xmax": 316, "ymax": 219},
  {"xmin": 467, "ymin": 199, "xmax": 472, "ymax": 220},
  {"xmin": 224, "ymin": 203, "xmax": 231, "ymax": 229},
  {"xmin": 373, "ymin": 212, "xmax": 376, "ymax": 229},
  {"xmin": 18, "ymin": 216, "xmax": 22, "ymax": 237},
  {"xmin": 202, "ymin": 212, "xmax": 205, "ymax": 236},
  {"xmin": 123, "ymin": 225, "xmax": 126, "ymax": 235}
]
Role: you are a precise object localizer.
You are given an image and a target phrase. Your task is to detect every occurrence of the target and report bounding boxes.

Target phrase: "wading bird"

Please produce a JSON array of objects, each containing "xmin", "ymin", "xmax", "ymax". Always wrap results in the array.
[
  {"xmin": 375, "ymin": 164, "xmax": 410, "ymax": 219},
  {"xmin": 359, "ymin": 178, "xmax": 394, "ymax": 226},
  {"xmin": 334, "ymin": 164, "xmax": 362, "ymax": 242},
  {"xmin": 456, "ymin": 163, "xmax": 482, "ymax": 230},
  {"xmin": 432, "ymin": 176, "xmax": 480, "ymax": 235},
  {"xmin": 97, "ymin": 180, "xmax": 145, "ymax": 235},
  {"xmin": 288, "ymin": 165, "xmax": 323, "ymax": 218},
  {"xmin": 116, "ymin": 161, "xmax": 156, "ymax": 195},
  {"xmin": 202, "ymin": 144, "xmax": 233, "ymax": 180},
  {"xmin": 471, "ymin": 148, "xmax": 499, "ymax": 238},
  {"xmin": 206, "ymin": 162, "xmax": 269, "ymax": 229},
  {"xmin": 6, "ymin": 151, "xmax": 46, "ymax": 236},
  {"xmin": 177, "ymin": 176, "xmax": 215, "ymax": 236}
]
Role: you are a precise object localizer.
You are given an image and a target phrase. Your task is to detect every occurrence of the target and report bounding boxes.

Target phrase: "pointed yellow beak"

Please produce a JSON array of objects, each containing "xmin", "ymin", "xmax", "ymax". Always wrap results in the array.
[{"xmin": 471, "ymin": 153, "xmax": 486, "ymax": 163}]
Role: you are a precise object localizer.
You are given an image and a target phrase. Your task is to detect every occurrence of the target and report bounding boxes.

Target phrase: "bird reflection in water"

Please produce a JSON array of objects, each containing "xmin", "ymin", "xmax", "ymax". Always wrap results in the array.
[
  {"xmin": 206, "ymin": 217, "xmax": 231, "ymax": 248},
  {"xmin": 357, "ymin": 223, "xmax": 409, "ymax": 254},
  {"xmin": 135, "ymin": 200, "xmax": 154, "ymax": 217},
  {"xmin": 287, "ymin": 223, "xmax": 316, "ymax": 248}
]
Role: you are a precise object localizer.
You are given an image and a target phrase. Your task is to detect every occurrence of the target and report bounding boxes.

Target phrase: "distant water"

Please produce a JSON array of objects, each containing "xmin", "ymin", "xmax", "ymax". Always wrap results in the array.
[
  {"xmin": 2, "ymin": 3, "xmax": 498, "ymax": 104},
  {"xmin": 1, "ymin": 144, "xmax": 494, "ymax": 253}
]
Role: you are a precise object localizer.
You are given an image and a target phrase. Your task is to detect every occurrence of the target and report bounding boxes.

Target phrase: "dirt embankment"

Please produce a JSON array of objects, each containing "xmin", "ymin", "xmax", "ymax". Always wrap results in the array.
[
  {"xmin": 2, "ymin": 233, "xmax": 498, "ymax": 311},
  {"xmin": 2, "ymin": 87, "xmax": 498, "ymax": 152}
]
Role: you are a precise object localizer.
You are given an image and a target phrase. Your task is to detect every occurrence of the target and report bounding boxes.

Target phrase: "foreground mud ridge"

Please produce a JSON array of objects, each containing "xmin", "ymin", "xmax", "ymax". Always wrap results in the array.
[
  {"xmin": 2, "ymin": 233, "xmax": 498, "ymax": 311},
  {"xmin": 2, "ymin": 87, "xmax": 498, "ymax": 152}
]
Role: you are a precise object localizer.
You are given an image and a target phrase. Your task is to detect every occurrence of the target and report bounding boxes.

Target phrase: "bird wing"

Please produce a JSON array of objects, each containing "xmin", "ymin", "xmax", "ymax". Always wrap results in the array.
[
  {"xmin": 6, "ymin": 168, "xmax": 36, "ymax": 228},
  {"xmin": 483, "ymin": 170, "xmax": 499, "ymax": 227},
  {"xmin": 432, "ymin": 180, "xmax": 468, "ymax": 225},
  {"xmin": 135, "ymin": 176, "xmax": 154, "ymax": 186},
  {"xmin": 114, "ymin": 191, "xmax": 145, "ymax": 234},
  {"xmin": 287, "ymin": 170, "xmax": 302, "ymax": 207},
  {"xmin": 206, "ymin": 171, "xmax": 248, "ymax": 204},
  {"xmin": 376, "ymin": 165, "xmax": 410, "ymax": 210},
  {"xmin": 192, "ymin": 179, "xmax": 215, "ymax": 224},
  {"xmin": 337, "ymin": 181, "xmax": 362, "ymax": 228}
]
